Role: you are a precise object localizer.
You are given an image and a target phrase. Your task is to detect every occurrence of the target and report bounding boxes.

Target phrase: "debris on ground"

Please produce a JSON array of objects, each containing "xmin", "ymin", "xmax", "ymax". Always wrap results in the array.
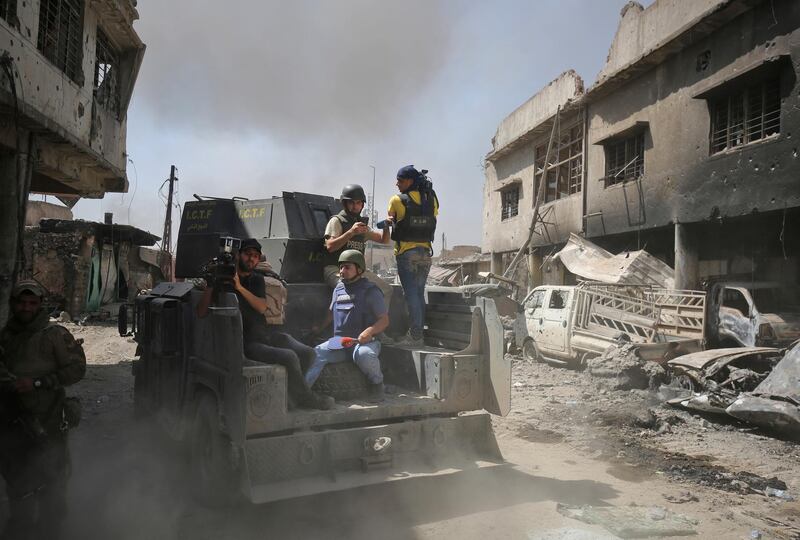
[
  {"xmin": 556, "ymin": 503, "xmax": 698, "ymax": 538},
  {"xmin": 586, "ymin": 342, "xmax": 666, "ymax": 390},
  {"xmin": 527, "ymin": 527, "xmax": 622, "ymax": 540},
  {"xmin": 663, "ymin": 491, "xmax": 699, "ymax": 504}
]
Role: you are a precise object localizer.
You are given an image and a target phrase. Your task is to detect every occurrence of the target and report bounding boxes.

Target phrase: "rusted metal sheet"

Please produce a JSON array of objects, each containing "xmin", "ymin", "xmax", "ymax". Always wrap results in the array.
[{"xmin": 554, "ymin": 233, "xmax": 674, "ymax": 288}]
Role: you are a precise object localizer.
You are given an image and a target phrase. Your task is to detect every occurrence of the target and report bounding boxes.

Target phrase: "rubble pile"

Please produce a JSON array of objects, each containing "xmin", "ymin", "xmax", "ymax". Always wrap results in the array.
[{"xmin": 585, "ymin": 343, "xmax": 667, "ymax": 390}]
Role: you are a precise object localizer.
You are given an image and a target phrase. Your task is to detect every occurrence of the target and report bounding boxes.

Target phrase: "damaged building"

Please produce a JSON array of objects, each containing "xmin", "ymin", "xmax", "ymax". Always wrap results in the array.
[
  {"xmin": 0, "ymin": 0, "xmax": 145, "ymax": 323},
  {"xmin": 483, "ymin": 0, "xmax": 800, "ymax": 296},
  {"xmin": 23, "ymin": 201, "xmax": 165, "ymax": 318}
]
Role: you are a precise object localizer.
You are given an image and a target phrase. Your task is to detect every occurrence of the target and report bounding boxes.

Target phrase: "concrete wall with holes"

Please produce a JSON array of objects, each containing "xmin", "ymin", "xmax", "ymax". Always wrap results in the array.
[
  {"xmin": 585, "ymin": 0, "xmax": 800, "ymax": 240},
  {"xmin": 0, "ymin": 0, "xmax": 143, "ymax": 197}
]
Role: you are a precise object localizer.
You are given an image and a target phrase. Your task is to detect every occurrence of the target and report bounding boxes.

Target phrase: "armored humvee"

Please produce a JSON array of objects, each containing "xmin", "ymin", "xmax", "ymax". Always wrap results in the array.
[{"xmin": 126, "ymin": 192, "xmax": 511, "ymax": 504}]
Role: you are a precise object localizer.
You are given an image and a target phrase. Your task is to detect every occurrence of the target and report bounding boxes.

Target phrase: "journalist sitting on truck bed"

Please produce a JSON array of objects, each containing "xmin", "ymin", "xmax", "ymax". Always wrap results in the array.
[
  {"xmin": 197, "ymin": 238, "xmax": 335, "ymax": 410},
  {"xmin": 305, "ymin": 250, "xmax": 389, "ymax": 402}
]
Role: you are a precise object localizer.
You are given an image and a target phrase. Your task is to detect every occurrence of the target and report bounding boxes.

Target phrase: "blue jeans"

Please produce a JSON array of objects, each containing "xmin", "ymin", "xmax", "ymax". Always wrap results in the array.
[
  {"xmin": 305, "ymin": 340, "xmax": 383, "ymax": 386},
  {"xmin": 396, "ymin": 247, "xmax": 432, "ymax": 339}
]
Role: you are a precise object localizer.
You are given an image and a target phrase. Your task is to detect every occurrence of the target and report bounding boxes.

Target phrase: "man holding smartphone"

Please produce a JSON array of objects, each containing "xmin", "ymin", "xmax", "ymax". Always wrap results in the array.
[{"xmin": 323, "ymin": 184, "xmax": 393, "ymax": 306}]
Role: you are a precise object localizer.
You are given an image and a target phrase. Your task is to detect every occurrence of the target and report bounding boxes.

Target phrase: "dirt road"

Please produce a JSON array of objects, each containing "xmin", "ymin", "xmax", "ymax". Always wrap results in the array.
[{"xmin": 58, "ymin": 323, "xmax": 799, "ymax": 540}]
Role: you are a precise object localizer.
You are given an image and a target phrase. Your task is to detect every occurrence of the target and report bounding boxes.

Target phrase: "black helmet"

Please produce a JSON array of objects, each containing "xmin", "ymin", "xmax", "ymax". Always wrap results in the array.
[{"xmin": 341, "ymin": 184, "xmax": 366, "ymax": 202}]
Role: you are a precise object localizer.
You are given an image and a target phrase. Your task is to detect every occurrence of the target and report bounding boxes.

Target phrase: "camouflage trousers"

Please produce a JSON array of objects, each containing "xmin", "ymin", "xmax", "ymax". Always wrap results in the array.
[{"xmin": 0, "ymin": 424, "xmax": 69, "ymax": 540}]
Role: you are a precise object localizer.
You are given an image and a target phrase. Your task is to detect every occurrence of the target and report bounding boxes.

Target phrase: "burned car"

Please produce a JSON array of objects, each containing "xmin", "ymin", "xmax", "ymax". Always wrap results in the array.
[
  {"xmin": 727, "ymin": 341, "xmax": 800, "ymax": 438},
  {"xmin": 705, "ymin": 281, "xmax": 800, "ymax": 348},
  {"xmin": 666, "ymin": 347, "xmax": 783, "ymax": 414}
]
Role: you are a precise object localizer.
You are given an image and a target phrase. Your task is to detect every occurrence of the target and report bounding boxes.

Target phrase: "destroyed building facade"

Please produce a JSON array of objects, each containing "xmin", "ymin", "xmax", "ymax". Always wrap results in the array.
[
  {"xmin": 483, "ymin": 0, "xmax": 800, "ymax": 293},
  {"xmin": 23, "ymin": 213, "xmax": 164, "ymax": 318},
  {"xmin": 0, "ymin": 0, "xmax": 145, "ymax": 323}
]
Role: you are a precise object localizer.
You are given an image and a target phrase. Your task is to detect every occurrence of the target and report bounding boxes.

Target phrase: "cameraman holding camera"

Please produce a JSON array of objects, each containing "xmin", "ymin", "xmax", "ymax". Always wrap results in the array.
[
  {"xmin": 384, "ymin": 165, "xmax": 439, "ymax": 347},
  {"xmin": 323, "ymin": 184, "xmax": 393, "ymax": 307},
  {"xmin": 197, "ymin": 239, "xmax": 334, "ymax": 410}
]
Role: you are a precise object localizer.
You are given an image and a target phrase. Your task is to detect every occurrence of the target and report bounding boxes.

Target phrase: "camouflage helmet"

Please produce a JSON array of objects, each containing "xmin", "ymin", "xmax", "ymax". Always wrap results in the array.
[{"xmin": 338, "ymin": 249, "xmax": 365, "ymax": 272}]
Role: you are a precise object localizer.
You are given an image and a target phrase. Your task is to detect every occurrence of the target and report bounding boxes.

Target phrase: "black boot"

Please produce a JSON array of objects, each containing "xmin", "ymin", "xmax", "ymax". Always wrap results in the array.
[
  {"xmin": 367, "ymin": 383, "xmax": 384, "ymax": 403},
  {"xmin": 299, "ymin": 391, "xmax": 335, "ymax": 410}
]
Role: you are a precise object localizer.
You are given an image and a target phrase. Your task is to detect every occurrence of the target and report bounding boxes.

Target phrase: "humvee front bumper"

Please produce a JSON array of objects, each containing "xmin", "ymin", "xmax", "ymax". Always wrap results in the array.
[{"xmin": 241, "ymin": 412, "xmax": 503, "ymax": 503}]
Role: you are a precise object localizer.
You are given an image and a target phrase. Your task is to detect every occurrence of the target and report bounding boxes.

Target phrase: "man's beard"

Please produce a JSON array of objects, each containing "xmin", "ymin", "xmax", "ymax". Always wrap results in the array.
[{"xmin": 238, "ymin": 259, "xmax": 252, "ymax": 273}]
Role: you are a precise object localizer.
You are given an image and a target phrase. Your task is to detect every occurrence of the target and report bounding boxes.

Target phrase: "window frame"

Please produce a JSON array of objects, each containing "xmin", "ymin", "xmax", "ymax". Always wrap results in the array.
[
  {"xmin": 500, "ymin": 184, "xmax": 520, "ymax": 221},
  {"xmin": 603, "ymin": 131, "xmax": 645, "ymax": 188},
  {"xmin": 94, "ymin": 27, "xmax": 121, "ymax": 116},
  {"xmin": 0, "ymin": 0, "xmax": 17, "ymax": 25},
  {"xmin": 37, "ymin": 0, "xmax": 85, "ymax": 85},
  {"xmin": 709, "ymin": 77, "xmax": 781, "ymax": 155},
  {"xmin": 534, "ymin": 121, "xmax": 583, "ymax": 204}
]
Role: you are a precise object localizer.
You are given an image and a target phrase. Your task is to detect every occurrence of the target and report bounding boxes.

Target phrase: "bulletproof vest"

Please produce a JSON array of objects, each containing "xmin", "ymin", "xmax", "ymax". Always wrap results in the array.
[
  {"xmin": 332, "ymin": 278, "xmax": 380, "ymax": 338},
  {"xmin": 391, "ymin": 189, "xmax": 437, "ymax": 244},
  {"xmin": 325, "ymin": 210, "xmax": 368, "ymax": 266}
]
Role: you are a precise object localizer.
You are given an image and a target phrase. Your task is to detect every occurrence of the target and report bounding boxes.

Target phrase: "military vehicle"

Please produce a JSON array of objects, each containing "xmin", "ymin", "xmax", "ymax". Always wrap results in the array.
[{"xmin": 123, "ymin": 192, "xmax": 511, "ymax": 504}]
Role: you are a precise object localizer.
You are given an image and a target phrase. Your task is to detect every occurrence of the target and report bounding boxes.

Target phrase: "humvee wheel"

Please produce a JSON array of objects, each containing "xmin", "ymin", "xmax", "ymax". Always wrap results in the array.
[
  {"xmin": 190, "ymin": 394, "xmax": 240, "ymax": 507},
  {"xmin": 522, "ymin": 339, "xmax": 540, "ymax": 363}
]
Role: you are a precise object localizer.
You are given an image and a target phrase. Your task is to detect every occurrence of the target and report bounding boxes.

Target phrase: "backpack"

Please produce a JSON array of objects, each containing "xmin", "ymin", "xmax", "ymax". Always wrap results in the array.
[{"xmin": 256, "ymin": 262, "xmax": 288, "ymax": 325}]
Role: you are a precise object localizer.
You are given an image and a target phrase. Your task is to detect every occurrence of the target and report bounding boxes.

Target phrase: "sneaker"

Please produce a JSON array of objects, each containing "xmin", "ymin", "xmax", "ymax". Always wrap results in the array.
[
  {"xmin": 300, "ymin": 392, "xmax": 335, "ymax": 410},
  {"xmin": 376, "ymin": 333, "xmax": 396, "ymax": 345},
  {"xmin": 366, "ymin": 383, "xmax": 384, "ymax": 403}
]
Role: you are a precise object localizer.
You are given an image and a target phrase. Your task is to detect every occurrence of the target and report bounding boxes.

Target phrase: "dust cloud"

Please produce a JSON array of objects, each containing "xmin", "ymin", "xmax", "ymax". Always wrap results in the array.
[{"xmin": 135, "ymin": 0, "xmax": 453, "ymax": 145}]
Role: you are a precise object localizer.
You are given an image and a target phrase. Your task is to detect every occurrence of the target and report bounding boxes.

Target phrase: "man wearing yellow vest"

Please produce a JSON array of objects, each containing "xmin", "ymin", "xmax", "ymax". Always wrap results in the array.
[{"xmin": 385, "ymin": 165, "xmax": 439, "ymax": 347}]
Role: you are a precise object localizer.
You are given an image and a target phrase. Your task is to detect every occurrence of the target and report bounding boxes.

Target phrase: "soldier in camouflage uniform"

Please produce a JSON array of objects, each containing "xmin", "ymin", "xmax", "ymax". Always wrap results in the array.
[{"xmin": 0, "ymin": 280, "xmax": 86, "ymax": 540}]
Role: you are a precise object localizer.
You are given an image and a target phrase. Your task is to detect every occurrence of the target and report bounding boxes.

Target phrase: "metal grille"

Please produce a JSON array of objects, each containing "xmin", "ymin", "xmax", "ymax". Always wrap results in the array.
[
  {"xmin": 710, "ymin": 78, "xmax": 781, "ymax": 154},
  {"xmin": 500, "ymin": 185, "xmax": 519, "ymax": 220},
  {"xmin": 94, "ymin": 28, "xmax": 120, "ymax": 115},
  {"xmin": 604, "ymin": 132, "xmax": 644, "ymax": 187},
  {"xmin": 37, "ymin": 0, "xmax": 84, "ymax": 84},
  {"xmin": 0, "ymin": 0, "xmax": 17, "ymax": 24},
  {"xmin": 534, "ymin": 122, "xmax": 583, "ymax": 203}
]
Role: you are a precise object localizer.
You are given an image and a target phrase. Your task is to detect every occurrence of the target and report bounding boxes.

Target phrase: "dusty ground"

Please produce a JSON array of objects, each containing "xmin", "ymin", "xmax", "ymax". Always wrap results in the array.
[{"xmin": 42, "ymin": 323, "xmax": 800, "ymax": 539}]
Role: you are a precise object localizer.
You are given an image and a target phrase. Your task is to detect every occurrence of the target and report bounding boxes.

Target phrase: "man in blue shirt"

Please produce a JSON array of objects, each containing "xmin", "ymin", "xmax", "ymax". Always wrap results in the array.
[{"xmin": 305, "ymin": 250, "xmax": 389, "ymax": 402}]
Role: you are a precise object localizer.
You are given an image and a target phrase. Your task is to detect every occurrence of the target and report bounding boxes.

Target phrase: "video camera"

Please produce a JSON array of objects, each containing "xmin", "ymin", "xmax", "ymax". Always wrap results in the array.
[{"xmin": 201, "ymin": 236, "xmax": 241, "ymax": 291}]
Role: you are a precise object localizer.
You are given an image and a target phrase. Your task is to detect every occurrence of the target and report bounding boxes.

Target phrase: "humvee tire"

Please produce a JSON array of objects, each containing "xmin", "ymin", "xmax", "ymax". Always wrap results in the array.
[
  {"xmin": 190, "ymin": 394, "xmax": 241, "ymax": 507},
  {"xmin": 312, "ymin": 362, "xmax": 369, "ymax": 401}
]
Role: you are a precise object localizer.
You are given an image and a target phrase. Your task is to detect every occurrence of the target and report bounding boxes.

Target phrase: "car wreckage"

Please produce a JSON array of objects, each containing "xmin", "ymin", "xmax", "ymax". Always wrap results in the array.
[{"xmin": 666, "ymin": 342, "xmax": 800, "ymax": 437}]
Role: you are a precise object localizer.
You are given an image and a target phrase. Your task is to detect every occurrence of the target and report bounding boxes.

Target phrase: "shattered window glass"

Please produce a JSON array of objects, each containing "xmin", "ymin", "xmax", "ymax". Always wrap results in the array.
[
  {"xmin": 710, "ymin": 78, "xmax": 781, "ymax": 154},
  {"xmin": 527, "ymin": 290, "xmax": 544, "ymax": 310},
  {"xmin": 604, "ymin": 132, "xmax": 645, "ymax": 187},
  {"xmin": 37, "ymin": 0, "xmax": 84, "ymax": 84}
]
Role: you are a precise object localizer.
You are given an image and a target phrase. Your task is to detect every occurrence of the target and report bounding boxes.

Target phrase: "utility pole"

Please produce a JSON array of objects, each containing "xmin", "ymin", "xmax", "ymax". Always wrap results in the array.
[
  {"xmin": 162, "ymin": 165, "xmax": 177, "ymax": 280},
  {"xmin": 369, "ymin": 165, "xmax": 376, "ymax": 270}
]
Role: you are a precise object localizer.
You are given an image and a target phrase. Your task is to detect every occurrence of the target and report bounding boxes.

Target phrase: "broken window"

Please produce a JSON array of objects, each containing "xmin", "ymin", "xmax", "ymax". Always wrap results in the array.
[
  {"xmin": 723, "ymin": 288, "xmax": 750, "ymax": 317},
  {"xmin": 534, "ymin": 122, "xmax": 583, "ymax": 203},
  {"xmin": 604, "ymin": 132, "xmax": 645, "ymax": 187},
  {"xmin": 37, "ymin": 0, "xmax": 84, "ymax": 84},
  {"xmin": 0, "ymin": 0, "xmax": 17, "ymax": 25},
  {"xmin": 710, "ymin": 78, "xmax": 780, "ymax": 154},
  {"xmin": 94, "ymin": 28, "xmax": 120, "ymax": 116},
  {"xmin": 527, "ymin": 290, "xmax": 545, "ymax": 310},
  {"xmin": 548, "ymin": 290, "xmax": 567, "ymax": 310},
  {"xmin": 500, "ymin": 185, "xmax": 520, "ymax": 220}
]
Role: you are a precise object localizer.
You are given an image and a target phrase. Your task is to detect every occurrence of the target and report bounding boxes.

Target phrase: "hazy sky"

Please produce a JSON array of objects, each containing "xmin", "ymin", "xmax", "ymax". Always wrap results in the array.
[{"xmin": 71, "ymin": 0, "xmax": 640, "ymax": 252}]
